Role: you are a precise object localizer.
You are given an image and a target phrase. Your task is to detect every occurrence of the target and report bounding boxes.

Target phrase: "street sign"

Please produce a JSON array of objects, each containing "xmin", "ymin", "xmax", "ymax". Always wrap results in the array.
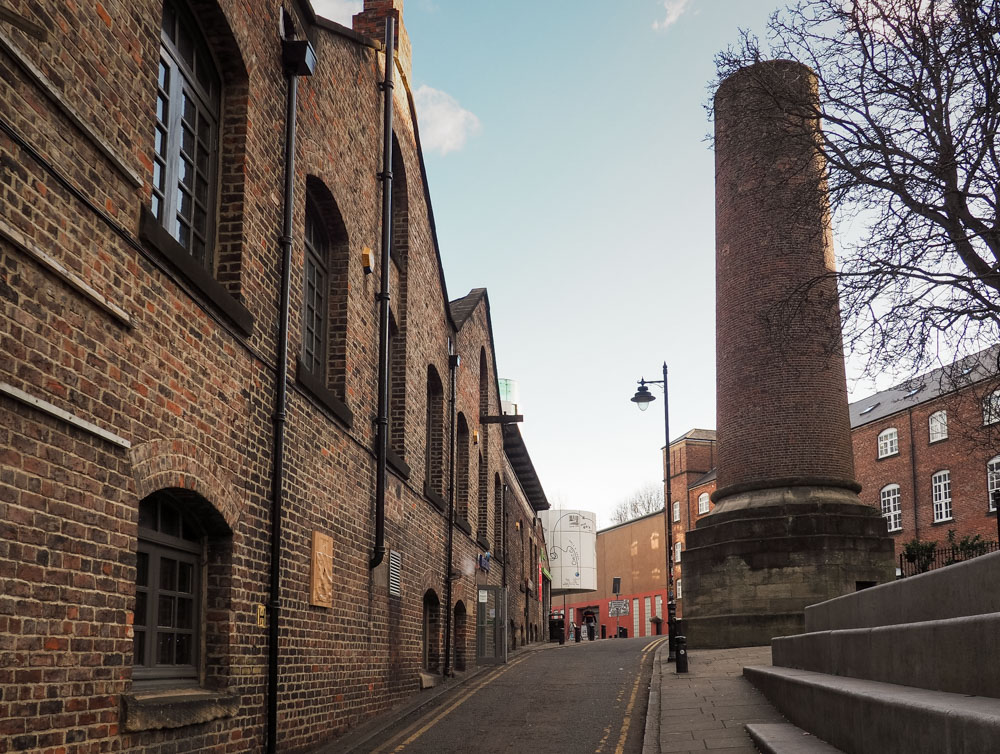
[{"xmin": 608, "ymin": 599, "xmax": 629, "ymax": 616}]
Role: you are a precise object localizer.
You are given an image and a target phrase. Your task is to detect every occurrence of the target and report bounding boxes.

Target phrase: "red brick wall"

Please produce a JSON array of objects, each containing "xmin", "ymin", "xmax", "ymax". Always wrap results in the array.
[
  {"xmin": 852, "ymin": 383, "xmax": 1000, "ymax": 562},
  {"xmin": 714, "ymin": 61, "xmax": 855, "ymax": 497},
  {"xmin": 0, "ymin": 1, "xmax": 518, "ymax": 751}
]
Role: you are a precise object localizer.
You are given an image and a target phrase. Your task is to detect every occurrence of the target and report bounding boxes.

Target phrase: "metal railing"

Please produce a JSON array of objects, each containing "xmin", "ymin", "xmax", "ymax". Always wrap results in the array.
[{"xmin": 898, "ymin": 540, "xmax": 999, "ymax": 577}]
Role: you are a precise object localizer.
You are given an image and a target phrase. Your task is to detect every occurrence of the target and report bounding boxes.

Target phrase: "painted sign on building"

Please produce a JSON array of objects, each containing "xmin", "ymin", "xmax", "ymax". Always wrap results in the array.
[{"xmin": 538, "ymin": 509, "xmax": 597, "ymax": 594}]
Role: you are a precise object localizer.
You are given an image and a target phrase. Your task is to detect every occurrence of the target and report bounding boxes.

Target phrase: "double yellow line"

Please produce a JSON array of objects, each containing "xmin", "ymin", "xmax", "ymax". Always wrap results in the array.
[
  {"xmin": 371, "ymin": 654, "xmax": 531, "ymax": 753},
  {"xmin": 374, "ymin": 636, "xmax": 667, "ymax": 753},
  {"xmin": 604, "ymin": 636, "xmax": 667, "ymax": 754}
]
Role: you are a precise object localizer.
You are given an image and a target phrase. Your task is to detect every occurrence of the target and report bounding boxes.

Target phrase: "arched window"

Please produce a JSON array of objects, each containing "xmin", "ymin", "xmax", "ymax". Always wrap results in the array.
[
  {"xmin": 931, "ymin": 470, "xmax": 952, "ymax": 522},
  {"xmin": 453, "ymin": 601, "xmax": 468, "ymax": 672},
  {"xmin": 301, "ymin": 193, "xmax": 328, "ymax": 376},
  {"xmin": 928, "ymin": 410, "xmax": 948, "ymax": 443},
  {"xmin": 388, "ymin": 135, "xmax": 409, "ymax": 452},
  {"xmin": 154, "ymin": 0, "xmax": 221, "ymax": 267},
  {"xmin": 877, "ymin": 428, "xmax": 899, "ymax": 458},
  {"xmin": 477, "ymin": 451, "xmax": 489, "ymax": 547},
  {"xmin": 880, "ymin": 484, "xmax": 902, "ymax": 532},
  {"xmin": 299, "ymin": 179, "xmax": 350, "ymax": 408},
  {"xmin": 388, "ymin": 313, "xmax": 405, "ymax": 456},
  {"xmin": 672, "ymin": 500, "xmax": 680, "ymax": 522},
  {"xmin": 422, "ymin": 590, "xmax": 441, "ymax": 672},
  {"xmin": 425, "ymin": 366, "xmax": 445, "ymax": 503},
  {"xmin": 988, "ymin": 456, "xmax": 1000, "ymax": 512},
  {"xmin": 984, "ymin": 389, "xmax": 1000, "ymax": 426},
  {"xmin": 698, "ymin": 492, "xmax": 710, "ymax": 515},
  {"xmin": 494, "ymin": 474, "xmax": 504, "ymax": 560},
  {"xmin": 456, "ymin": 413, "xmax": 470, "ymax": 526},
  {"xmin": 477, "ymin": 350, "xmax": 490, "ymax": 547},
  {"xmin": 133, "ymin": 489, "xmax": 232, "ymax": 687}
]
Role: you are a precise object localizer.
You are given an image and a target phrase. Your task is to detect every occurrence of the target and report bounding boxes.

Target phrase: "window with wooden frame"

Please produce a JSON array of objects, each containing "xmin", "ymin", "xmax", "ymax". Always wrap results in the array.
[
  {"xmin": 880, "ymin": 484, "xmax": 902, "ymax": 532},
  {"xmin": 877, "ymin": 428, "xmax": 899, "ymax": 458},
  {"xmin": 134, "ymin": 494, "xmax": 203, "ymax": 685},
  {"xmin": 154, "ymin": 0, "xmax": 221, "ymax": 268},
  {"xmin": 932, "ymin": 470, "xmax": 952, "ymax": 522},
  {"xmin": 928, "ymin": 410, "xmax": 948, "ymax": 443}
]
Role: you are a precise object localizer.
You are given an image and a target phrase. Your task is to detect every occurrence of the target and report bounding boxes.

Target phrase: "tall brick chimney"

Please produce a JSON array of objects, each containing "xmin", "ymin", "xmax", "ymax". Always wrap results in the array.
[
  {"xmin": 680, "ymin": 60, "xmax": 895, "ymax": 649},
  {"xmin": 353, "ymin": 0, "xmax": 412, "ymax": 82}
]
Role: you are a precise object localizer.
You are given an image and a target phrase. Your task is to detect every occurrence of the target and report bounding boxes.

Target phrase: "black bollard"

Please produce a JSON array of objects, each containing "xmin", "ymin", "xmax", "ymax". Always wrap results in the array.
[{"xmin": 675, "ymin": 635, "xmax": 689, "ymax": 673}]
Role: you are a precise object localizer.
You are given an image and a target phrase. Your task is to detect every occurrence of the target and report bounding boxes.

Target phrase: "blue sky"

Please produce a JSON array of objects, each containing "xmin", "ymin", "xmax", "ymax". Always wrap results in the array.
[{"xmin": 313, "ymin": 0, "xmax": 834, "ymax": 526}]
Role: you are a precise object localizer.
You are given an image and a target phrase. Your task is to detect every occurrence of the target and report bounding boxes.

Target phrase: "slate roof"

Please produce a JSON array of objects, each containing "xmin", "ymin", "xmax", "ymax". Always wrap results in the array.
[
  {"xmin": 448, "ymin": 288, "xmax": 487, "ymax": 329},
  {"xmin": 849, "ymin": 346, "xmax": 1000, "ymax": 428},
  {"xmin": 502, "ymin": 423, "xmax": 549, "ymax": 511}
]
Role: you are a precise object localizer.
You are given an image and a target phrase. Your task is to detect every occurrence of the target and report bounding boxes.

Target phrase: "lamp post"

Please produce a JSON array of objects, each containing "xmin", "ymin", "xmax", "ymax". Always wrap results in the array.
[{"xmin": 631, "ymin": 362, "xmax": 676, "ymax": 661}]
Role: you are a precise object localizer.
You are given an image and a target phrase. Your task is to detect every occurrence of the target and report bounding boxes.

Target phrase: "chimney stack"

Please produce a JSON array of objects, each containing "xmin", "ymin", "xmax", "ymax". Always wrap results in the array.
[
  {"xmin": 353, "ymin": 0, "xmax": 412, "ymax": 82},
  {"xmin": 680, "ymin": 60, "xmax": 895, "ymax": 649}
]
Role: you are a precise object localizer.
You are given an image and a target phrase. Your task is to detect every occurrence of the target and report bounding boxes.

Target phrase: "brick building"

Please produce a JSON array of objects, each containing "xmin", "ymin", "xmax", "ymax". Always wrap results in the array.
[
  {"xmin": 0, "ymin": 1, "xmax": 548, "ymax": 751},
  {"xmin": 665, "ymin": 429, "xmax": 717, "ymax": 617},
  {"xmin": 849, "ymin": 348, "xmax": 1000, "ymax": 571},
  {"xmin": 559, "ymin": 510, "xmax": 668, "ymax": 640},
  {"xmin": 663, "ymin": 350, "xmax": 1000, "ymax": 601},
  {"xmin": 501, "ymin": 424, "xmax": 551, "ymax": 649}
]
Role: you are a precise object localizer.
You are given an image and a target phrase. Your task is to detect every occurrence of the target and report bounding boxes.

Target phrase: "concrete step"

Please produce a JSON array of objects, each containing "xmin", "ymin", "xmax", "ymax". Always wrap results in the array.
[
  {"xmin": 746, "ymin": 723, "xmax": 844, "ymax": 753},
  {"xmin": 744, "ymin": 665, "xmax": 1000, "ymax": 754},
  {"xmin": 805, "ymin": 550, "xmax": 1000, "ymax": 632},
  {"xmin": 771, "ymin": 611, "xmax": 1000, "ymax": 698}
]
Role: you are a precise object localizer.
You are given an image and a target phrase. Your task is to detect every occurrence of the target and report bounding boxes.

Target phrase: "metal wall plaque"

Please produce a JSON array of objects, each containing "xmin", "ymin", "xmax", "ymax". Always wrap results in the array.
[{"xmin": 310, "ymin": 530, "xmax": 334, "ymax": 608}]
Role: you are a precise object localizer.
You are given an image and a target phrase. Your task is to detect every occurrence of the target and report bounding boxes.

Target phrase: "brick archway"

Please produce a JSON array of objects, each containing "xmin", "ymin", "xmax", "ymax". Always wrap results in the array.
[{"xmin": 129, "ymin": 438, "xmax": 242, "ymax": 532}]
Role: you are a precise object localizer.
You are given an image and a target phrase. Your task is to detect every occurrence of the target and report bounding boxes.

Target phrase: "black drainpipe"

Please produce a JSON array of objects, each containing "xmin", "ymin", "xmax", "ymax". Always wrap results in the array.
[
  {"xmin": 908, "ymin": 406, "xmax": 919, "ymax": 542},
  {"xmin": 501, "ymin": 482, "xmax": 508, "ymax": 591},
  {"xmin": 371, "ymin": 17, "xmax": 396, "ymax": 571},
  {"xmin": 267, "ymin": 35, "xmax": 315, "ymax": 754},
  {"xmin": 443, "ymin": 343, "xmax": 459, "ymax": 677}
]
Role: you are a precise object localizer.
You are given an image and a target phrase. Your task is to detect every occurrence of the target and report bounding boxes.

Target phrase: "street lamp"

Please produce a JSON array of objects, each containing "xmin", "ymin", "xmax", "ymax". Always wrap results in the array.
[{"xmin": 631, "ymin": 362, "xmax": 676, "ymax": 662}]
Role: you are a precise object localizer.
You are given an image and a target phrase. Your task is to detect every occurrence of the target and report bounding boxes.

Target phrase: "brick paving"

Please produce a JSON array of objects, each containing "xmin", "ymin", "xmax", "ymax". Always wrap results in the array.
[{"xmin": 643, "ymin": 645, "xmax": 786, "ymax": 753}]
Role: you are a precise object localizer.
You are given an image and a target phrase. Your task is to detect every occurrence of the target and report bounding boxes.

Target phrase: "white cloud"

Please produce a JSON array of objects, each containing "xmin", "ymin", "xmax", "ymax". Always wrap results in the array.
[
  {"xmin": 413, "ymin": 85, "xmax": 481, "ymax": 156},
  {"xmin": 312, "ymin": 0, "xmax": 362, "ymax": 27},
  {"xmin": 652, "ymin": 0, "xmax": 692, "ymax": 31}
]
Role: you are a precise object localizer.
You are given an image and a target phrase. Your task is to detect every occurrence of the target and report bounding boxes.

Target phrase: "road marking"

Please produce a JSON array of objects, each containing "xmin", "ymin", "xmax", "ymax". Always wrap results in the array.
[
  {"xmin": 600, "ymin": 637, "xmax": 667, "ymax": 754},
  {"xmin": 371, "ymin": 655, "xmax": 531, "ymax": 753}
]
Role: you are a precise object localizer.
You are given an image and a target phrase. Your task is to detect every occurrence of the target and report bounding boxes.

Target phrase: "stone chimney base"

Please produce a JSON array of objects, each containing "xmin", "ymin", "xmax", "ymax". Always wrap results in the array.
[{"xmin": 682, "ymin": 492, "xmax": 895, "ymax": 649}]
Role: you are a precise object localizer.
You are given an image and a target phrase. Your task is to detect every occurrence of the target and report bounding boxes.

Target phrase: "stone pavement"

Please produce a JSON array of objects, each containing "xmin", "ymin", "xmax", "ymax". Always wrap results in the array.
[{"xmin": 643, "ymin": 644, "xmax": 786, "ymax": 753}]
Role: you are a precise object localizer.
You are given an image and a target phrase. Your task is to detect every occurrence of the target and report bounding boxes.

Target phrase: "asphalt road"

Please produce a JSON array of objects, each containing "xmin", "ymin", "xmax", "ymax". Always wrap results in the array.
[{"xmin": 359, "ymin": 635, "xmax": 665, "ymax": 754}]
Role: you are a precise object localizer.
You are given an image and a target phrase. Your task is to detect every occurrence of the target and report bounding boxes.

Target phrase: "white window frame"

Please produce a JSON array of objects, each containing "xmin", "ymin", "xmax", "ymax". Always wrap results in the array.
[
  {"xmin": 879, "ymin": 484, "xmax": 902, "ymax": 532},
  {"xmin": 877, "ymin": 428, "xmax": 899, "ymax": 458},
  {"xmin": 984, "ymin": 390, "xmax": 1000, "ymax": 426},
  {"xmin": 928, "ymin": 410, "xmax": 948, "ymax": 443},
  {"xmin": 674, "ymin": 541, "xmax": 681, "ymax": 563},
  {"xmin": 698, "ymin": 492, "xmax": 710, "ymax": 515},
  {"xmin": 932, "ymin": 470, "xmax": 952, "ymax": 522},
  {"xmin": 672, "ymin": 500, "xmax": 680, "ymax": 522},
  {"xmin": 988, "ymin": 455, "xmax": 1000, "ymax": 512},
  {"xmin": 675, "ymin": 579, "xmax": 682, "ymax": 599}
]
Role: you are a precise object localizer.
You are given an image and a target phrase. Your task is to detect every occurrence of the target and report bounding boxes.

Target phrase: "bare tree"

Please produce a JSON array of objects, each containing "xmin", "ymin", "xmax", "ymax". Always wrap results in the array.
[
  {"xmin": 610, "ymin": 483, "xmax": 664, "ymax": 525},
  {"xmin": 715, "ymin": 0, "xmax": 1000, "ymax": 381}
]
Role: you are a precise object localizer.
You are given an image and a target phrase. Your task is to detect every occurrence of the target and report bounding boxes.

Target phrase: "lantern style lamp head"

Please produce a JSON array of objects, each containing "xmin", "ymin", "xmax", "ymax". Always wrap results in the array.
[{"xmin": 631, "ymin": 382, "xmax": 656, "ymax": 411}]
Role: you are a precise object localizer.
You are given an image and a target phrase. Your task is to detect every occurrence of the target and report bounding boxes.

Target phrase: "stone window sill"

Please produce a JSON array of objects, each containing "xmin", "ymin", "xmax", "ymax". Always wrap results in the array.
[
  {"xmin": 455, "ymin": 517, "xmax": 472, "ymax": 536},
  {"xmin": 296, "ymin": 358, "xmax": 354, "ymax": 429},
  {"xmin": 424, "ymin": 483, "xmax": 446, "ymax": 512},
  {"xmin": 386, "ymin": 446, "xmax": 410, "ymax": 480},
  {"xmin": 139, "ymin": 206, "xmax": 253, "ymax": 337},
  {"xmin": 122, "ymin": 687, "xmax": 239, "ymax": 732}
]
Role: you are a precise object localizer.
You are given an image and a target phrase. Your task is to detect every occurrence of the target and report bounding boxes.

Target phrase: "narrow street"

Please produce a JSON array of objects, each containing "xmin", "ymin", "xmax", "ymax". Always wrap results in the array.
[{"xmin": 358, "ymin": 636, "xmax": 665, "ymax": 753}]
